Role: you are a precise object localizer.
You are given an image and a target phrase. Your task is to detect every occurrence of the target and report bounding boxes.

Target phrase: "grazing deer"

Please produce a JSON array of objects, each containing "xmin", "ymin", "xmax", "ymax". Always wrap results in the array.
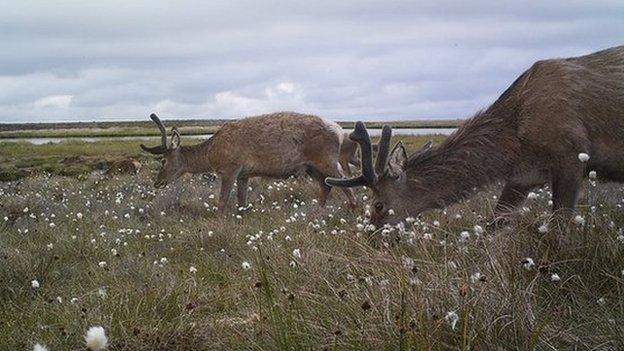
[
  {"xmin": 141, "ymin": 112, "xmax": 357, "ymax": 213},
  {"xmin": 327, "ymin": 45, "xmax": 624, "ymax": 232}
]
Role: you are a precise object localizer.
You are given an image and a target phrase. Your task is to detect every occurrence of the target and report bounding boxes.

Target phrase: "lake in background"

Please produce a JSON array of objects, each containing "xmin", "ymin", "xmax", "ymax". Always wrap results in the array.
[{"xmin": 0, "ymin": 128, "xmax": 456, "ymax": 145}]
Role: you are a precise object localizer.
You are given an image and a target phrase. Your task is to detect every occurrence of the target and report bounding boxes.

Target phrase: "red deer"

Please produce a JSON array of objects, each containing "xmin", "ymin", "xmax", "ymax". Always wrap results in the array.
[
  {"xmin": 327, "ymin": 46, "xmax": 624, "ymax": 233},
  {"xmin": 141, "ymin": 112, "xmax": 357, "ymax": 213}
]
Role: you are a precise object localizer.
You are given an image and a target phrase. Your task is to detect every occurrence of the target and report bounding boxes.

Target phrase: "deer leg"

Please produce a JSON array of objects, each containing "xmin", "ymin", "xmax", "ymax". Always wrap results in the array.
[
  {"xmin": 494, "ymin": 182, "xmax": 535, "ymax": 217},
  {"xmin": 551, "ymin": 163, "xmax": 582, "ymax": 223},
  {"xmin": 306, "ymin": 167, "xmax": 332, "ymax": 207},
  {"xmin": 315, "ymin": 160, "xmax": 358, "ymax": 208},
  {"xmin": 236, "ymin": 175, "xmax": 249, "ymax": 208},
  {"xmin": 217, "ymin": 171, "xmax": 238, "ymax": 214},
  {"xmin": 339, "ymin": 157, "xmax": 352, "ymax": 176}
]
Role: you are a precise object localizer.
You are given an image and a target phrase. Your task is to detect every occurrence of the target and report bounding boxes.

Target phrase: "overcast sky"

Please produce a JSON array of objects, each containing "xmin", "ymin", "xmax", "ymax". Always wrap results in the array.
[{"xmin": 1, "ymin": 0, "xmax": 623, "ymax": 123}]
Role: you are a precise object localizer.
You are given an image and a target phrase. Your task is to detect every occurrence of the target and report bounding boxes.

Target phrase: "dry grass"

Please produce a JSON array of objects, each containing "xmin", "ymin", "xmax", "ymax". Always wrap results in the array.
[{"xmin": 1, "ymin": 139, "xmax": 623, "ymax": 350}]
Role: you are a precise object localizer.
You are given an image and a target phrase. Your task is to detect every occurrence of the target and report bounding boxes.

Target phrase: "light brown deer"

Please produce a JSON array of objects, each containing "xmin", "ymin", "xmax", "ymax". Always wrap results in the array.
[
  {"xmin": 339, "ymin": 134, "xmax": 379, "ymax": 176},
  {"xmin": 141, "ymin": 112, "xmax": 357, "ymax": 213},
  {"xmin": 327, "ymin": 46, "xmax": 624, "ymax": 233}
]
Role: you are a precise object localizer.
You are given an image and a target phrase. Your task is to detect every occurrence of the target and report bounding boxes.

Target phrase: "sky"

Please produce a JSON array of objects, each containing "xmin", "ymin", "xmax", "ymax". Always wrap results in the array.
[{"xmin": 0, "ymin": 0, "xmax": 623, "ymax": 123}]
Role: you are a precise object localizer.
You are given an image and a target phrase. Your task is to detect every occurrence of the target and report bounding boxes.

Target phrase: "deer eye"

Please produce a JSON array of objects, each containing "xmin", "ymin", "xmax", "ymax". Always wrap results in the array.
[{"xmin": 374, "ymin": 202, "xmax": 384, "ymax": 213}]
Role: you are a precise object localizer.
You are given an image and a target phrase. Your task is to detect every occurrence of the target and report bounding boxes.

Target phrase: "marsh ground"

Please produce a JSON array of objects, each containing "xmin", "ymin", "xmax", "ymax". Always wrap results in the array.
[{"xmin": 1, "ymin": 135, "xmax": 623, "ymax": 350}]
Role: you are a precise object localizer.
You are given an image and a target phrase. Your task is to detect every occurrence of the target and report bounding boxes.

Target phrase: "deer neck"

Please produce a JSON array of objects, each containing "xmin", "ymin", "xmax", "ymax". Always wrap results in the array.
[
  {"xmin": 179, "ymin": 141, "xmax": 213, "ymax": 174},
  {"xmin": 407, "ymin": 111, "xmax": 519, "ymax": 207}
]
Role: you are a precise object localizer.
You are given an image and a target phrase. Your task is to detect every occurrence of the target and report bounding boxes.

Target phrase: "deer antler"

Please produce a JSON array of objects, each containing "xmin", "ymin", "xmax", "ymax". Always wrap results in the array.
[
  {"xmin": 374, "ymin": 125, "xmax": 392, "ymax": 175},
  {"xmin": 140, "ymin": 113, "xmax": 168, "ymax": 154},
  {"xmin": 325, "ymin": 121, "xmax": 392, "ymax": 188}
]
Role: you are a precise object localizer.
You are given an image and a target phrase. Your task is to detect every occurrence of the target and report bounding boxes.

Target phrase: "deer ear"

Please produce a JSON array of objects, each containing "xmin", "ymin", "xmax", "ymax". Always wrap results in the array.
[
  {"xmin": 387, "ymin": 142, "xmax": 407, "ymax": 178},
  {"xmin": 171, "ymin": 128, "xmax": 181, "ymax": 149}
]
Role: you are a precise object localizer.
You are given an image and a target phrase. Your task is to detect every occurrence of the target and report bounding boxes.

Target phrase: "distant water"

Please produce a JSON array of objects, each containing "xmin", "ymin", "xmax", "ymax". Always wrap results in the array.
[{"xmin": 0, "ymin": 128, "xmax": 456, "ymax": 145}]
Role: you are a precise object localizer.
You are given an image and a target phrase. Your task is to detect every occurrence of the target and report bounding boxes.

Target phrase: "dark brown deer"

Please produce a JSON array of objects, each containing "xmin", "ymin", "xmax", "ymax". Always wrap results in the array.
[
  {"xmin": 327, "ymin": 45, "xmax": 624, "ymax": 231},
  {"xmin": 141, "ymin": 112, "xmax": 356, "ymax": 213}
]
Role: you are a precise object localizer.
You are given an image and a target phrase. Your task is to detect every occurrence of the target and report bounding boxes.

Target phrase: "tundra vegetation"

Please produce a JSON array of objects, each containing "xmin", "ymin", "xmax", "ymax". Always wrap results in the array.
[{"xmin": 1, "ymin": 135, "xmax": 623, "ymax": 350}]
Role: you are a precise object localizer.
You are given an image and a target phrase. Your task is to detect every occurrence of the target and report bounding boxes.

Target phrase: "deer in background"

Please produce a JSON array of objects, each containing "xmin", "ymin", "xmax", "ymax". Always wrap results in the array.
[
  {"xmin": 339, "ymin": 135, "xmax": 379, "ymax": 176},
  {"xmin": 327, "ymin": 45, "xmax": 624, "ymax": 238},
  {"xmin": 141, "ymin": 112, "xmax": 357, "ymax": 213}
]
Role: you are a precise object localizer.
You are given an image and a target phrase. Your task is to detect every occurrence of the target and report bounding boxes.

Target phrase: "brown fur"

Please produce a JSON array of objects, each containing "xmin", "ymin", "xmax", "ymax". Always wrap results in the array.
[
  {"xmin": 105, "ymin": 159, "xmax": 142, "ymax": 175},
  {"xmin": 330, "ymin": 45, "xmax": 624, "ymax": 228},
  {"xmin": 143, "ymin": 111, "xmax": 356, "ymax": 213}
]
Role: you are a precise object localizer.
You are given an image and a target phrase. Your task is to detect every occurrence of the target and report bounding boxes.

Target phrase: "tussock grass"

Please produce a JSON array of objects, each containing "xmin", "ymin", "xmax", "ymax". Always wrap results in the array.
[{"xmin": 0, "ymin": 140, "xmax": 623, "ymax": 349}]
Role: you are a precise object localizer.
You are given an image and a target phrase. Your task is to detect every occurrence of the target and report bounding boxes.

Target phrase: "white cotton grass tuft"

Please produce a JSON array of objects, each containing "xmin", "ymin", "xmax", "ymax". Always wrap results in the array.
[
  {"xmin": 292, "ymin": 248, "xmax": 301, "ymax": 259},
  {"xmin": 33, "ymin": 343, "xmax": 48, "ymax": 351},
  {"xmin": 31, "ymin": 279, "xmax": 40, "ymax": 289},
  {"xmin": 241, "ymin": 261, "xmax": 251, "ymax": 270},
  {"xmin": 550, "ymin": 273, "xmax": 561, "ymax": 282},
  {"xmin": 588, "ymin": 170, "xmax": 597, "ymax": 179},
  {"xmin": 578, "ymin": 153, "xmax": 590, "ymax": 162},
  {"xmin": 85, "ymin": 326, "xmax": 108, "ymax": 350},
  {"xmin": 521, "ymin": 258, "xmax": 535, "ymax": 270},
  {"xmin": 574, "ymin": 215, "xmax": 586, "ymax": 226},
  {"xmin": 445, "ymin": 311, "xmax": 459, "ymax": 330},
  {"xmin": 538, "ymin": 224, "xmax": 548, "ymax": 234}
]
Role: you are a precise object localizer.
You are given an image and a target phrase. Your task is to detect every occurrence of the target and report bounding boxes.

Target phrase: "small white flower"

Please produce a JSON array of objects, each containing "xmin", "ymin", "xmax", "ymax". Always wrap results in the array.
[
  {"xmin": 292, "ymin": 248, "xmax": 301, "ymax": 259},
  {"xmin": 98, "ymin": 261, "xmax": 107, "ymax": 268},
  {"xmin": 538, "ymin": 224, "xmax": 548, "ymax": 234},
  {"xmin": 23, "ymin": 207, "xmax": 29, "ymax": 213},
  {"xmin": 84, "ymin": 326, "xmax": 108, "ymax": 350},
  {"xmin": 160, "ymin": 257, "xmax": 168, "ymax": 264},
  {"xmin": 459, "ymin": 231, "xmax": 470, "ymax": 241},
  {"xmin": 470, "ymin": 272, "xmax": 482, "ymax": 284},
  {"xmin": 588, "ymin": 170, "xmax": 597, "ymax": 179},
  {"xmin": 387, "ymin": 209, "xmax": 395, "ymax": 216},
  {"xmin": 77, "ymin": 212, "xmax": 83, "ymax": 219},
  {"xmin": 527, "ymin": 192, "xmax": 538, "ymax": 200},
  {"xmin": 289, "ymin": 260, "xmax": 297, "ymax": 268},
  {"xmin": 578, "ymin": 153, "xmax": 590, "ymax": 162},
  {"xmin": 597, "ymin": 297, "xmax": 606, "ymax": 305},
  {"xmin": 71, "ymin": 297, "xmax": 79, "ymax": 304},
  {"xmin": 473, "ymin": 225, "xmax": 484, "ymax": 235},
  {"xmin": 31, "ymin": 279, "xmax": 40, "ymax": 289},
  {"xmin": 521, "ymin": 258, "xmax": 535, "ymax": 270},
  {"xmin": 445, "ymin": 311, "xmax": 459, "ymax": 330},
  {"xmin": 189, "ymin": 266, "xmax": 197, "ymax": 274},
  {"xmin": 56, "ymin": 296, "xmax": 63, "ymax": 303},
  {"xmin": 110, "ymin": 248, "xmax": 117, "ymax": 256},
  {"xmin": 241, "ymin": 261, "xmax": 251, "ymax": 270},
  {"xmin": 574, "ymin": 215, "xmax": 585, "ymax": 226},
  {"xmin": 97, "ymin": 287, "xmax": 107, "ymax": 298},
  {"xmin": 550, "ymin": 273, "xmax": 561, "ymax": 282},
  {"xmin": 33, "ymin": 343, "xmax": 48, "ymax": 351}
]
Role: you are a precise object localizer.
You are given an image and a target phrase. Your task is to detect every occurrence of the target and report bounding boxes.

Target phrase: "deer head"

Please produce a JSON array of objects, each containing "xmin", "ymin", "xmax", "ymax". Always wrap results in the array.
[
  {"xmin": 140, "ymin": 113, "xmax": 186, "ymax": 188},
  {"xmin": 326, "ymin": 122, "xmax": 433, "ymax": 226}
]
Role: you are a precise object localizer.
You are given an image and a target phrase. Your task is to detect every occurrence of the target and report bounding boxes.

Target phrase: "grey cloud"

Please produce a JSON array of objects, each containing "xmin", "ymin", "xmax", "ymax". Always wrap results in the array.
[{"xmin": 0, "ymin": 0, "xmax": 623, "ymax": 122}]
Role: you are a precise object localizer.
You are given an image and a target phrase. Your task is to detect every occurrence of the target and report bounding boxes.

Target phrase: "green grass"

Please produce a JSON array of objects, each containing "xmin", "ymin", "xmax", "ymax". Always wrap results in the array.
[{"xmin": 1, "ymin": 135, "xmax": 623, "ymax": 349}]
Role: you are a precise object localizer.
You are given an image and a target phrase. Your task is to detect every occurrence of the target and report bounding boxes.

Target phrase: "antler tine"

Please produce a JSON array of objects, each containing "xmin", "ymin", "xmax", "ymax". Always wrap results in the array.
[
  {"xmin": 150, "ymin": 113, "xmax": 168, "ymax": 149},
  {"xmin": 374, "ymin": 125, "xmax": 392, "ymax": 175},
  {"xmin": 325, "ymin": 121, "xmax": 377, "ymax": 188}
]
